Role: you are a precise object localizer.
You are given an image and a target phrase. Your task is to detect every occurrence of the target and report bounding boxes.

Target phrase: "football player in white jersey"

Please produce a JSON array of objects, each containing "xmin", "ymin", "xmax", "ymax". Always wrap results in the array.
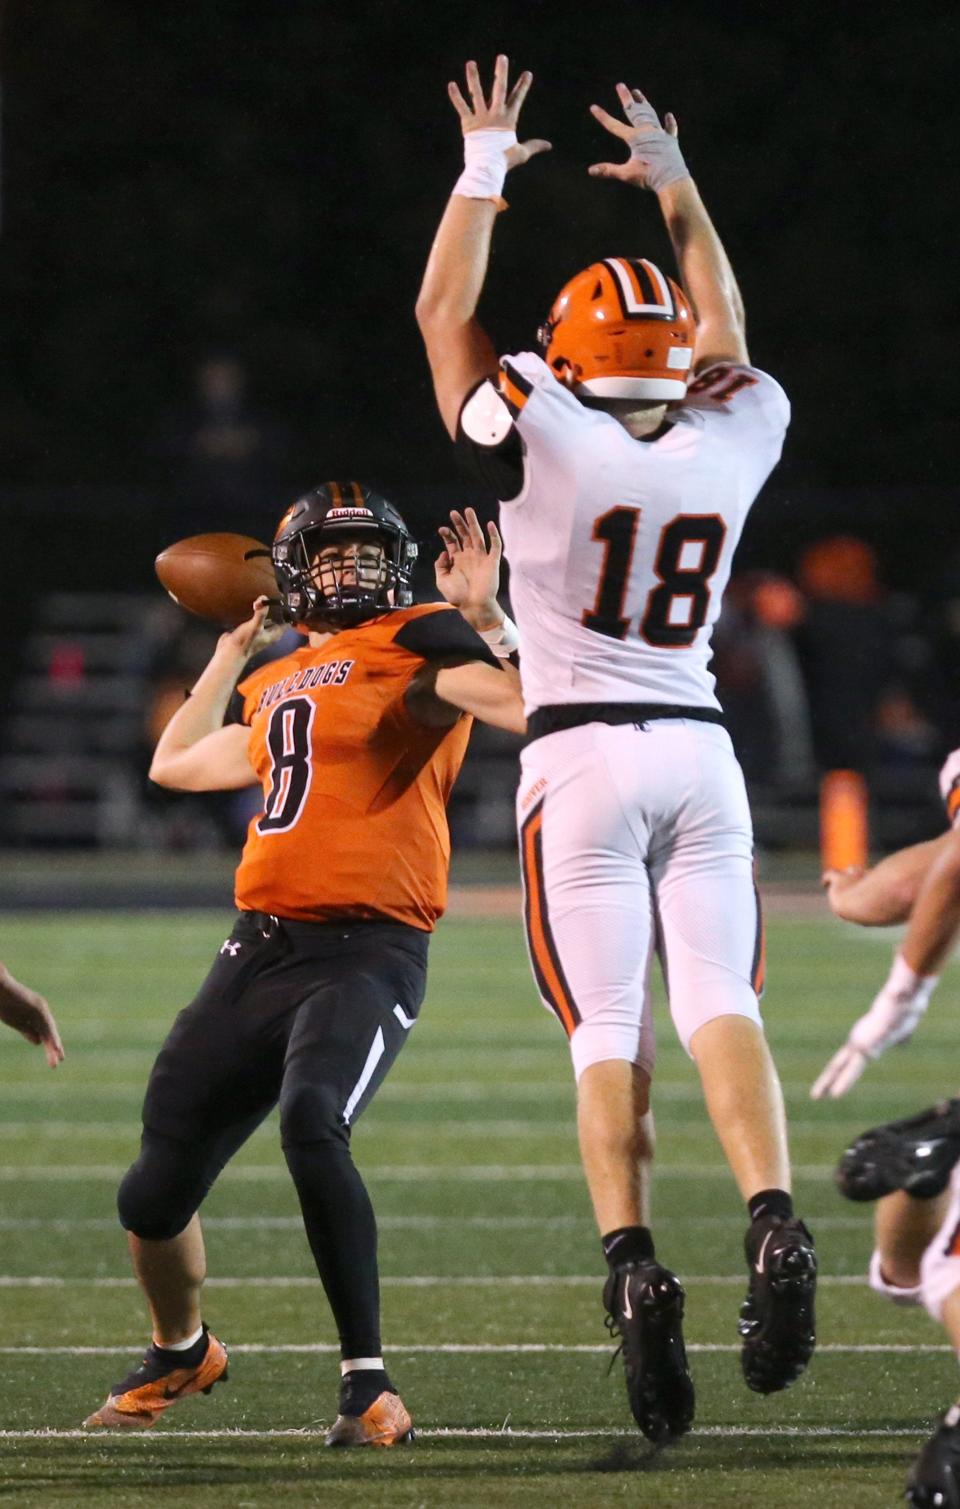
[
  {"xmin": 814, "ymin": 749, "xmax": 960, "ymax": 1505},
  {"xmin": 416, "ymin": 57, "xmax": 816, "ymax": 1439}
]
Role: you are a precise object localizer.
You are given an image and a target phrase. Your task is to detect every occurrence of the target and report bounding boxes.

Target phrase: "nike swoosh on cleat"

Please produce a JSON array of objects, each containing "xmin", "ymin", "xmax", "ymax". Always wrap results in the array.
[
  {"xmin": 623, "ymin": 1276, "xmax": 633, "ymax": 1320},
  {"xmin": 755, "ymin": 1229, "xmax": 774, "ymax": 1274},
  {"xmin": 162, "ymin": 1380, "xmax": 193, "ymax": 1400}
]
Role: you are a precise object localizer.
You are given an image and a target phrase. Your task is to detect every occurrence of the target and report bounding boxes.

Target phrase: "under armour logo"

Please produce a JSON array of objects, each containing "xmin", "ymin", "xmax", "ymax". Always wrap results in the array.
[{"xmin": 220, "ymin": 940, "xmax": 242, "ymax": 956}]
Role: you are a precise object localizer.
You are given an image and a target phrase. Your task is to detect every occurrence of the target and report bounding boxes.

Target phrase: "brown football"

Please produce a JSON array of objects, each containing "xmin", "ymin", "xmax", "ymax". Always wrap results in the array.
[{"xmin": 155, "ymin": 533, "xmax": 280, "ymax": 628}]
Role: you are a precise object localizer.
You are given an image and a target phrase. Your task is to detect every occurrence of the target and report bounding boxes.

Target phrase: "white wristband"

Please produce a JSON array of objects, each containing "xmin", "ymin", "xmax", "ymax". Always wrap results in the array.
[
  {"xmin": 887, "ymin": 951, "xmax": 939, "ymax": 1006},
  {"xmin": 477, "ymin": 614, "xmax": 520, "ymax": 660},
  {"xmin": 453, "ymin": 129, "xmax": 516, "ymax": 202}
]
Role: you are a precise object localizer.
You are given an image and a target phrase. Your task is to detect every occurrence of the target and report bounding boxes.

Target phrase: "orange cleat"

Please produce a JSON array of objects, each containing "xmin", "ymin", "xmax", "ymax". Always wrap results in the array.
[
  {"xmin": 324, "ymin": 1390, "xmax": 414, "ymax": 1448},
  {"xmin": 83, "ymin": 1326, "xmax": 229, "ymax": 1430}
]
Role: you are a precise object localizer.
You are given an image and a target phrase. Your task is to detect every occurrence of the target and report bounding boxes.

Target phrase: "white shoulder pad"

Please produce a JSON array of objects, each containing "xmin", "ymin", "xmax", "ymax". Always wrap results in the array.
[
  {"xmin": 461, "ymin": 379, "xmax": 514, "ymax": 447},
  {"xmin": 939, "ymin": 747, "xmax": 960, "ymax": 821}
]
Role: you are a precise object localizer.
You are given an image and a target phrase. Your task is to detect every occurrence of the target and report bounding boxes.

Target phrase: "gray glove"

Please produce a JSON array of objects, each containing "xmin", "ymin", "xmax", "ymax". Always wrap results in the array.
[{"xmin": 622, "ymin": 96, "xmax": 689, "ymax": 192}]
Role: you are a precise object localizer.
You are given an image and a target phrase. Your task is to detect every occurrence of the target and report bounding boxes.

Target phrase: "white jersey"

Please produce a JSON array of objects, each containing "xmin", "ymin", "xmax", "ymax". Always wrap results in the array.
[
  {"xmin": 460, "ymin": 351, "xmax": 790, "ymax": 715},
  {"xmin": 939, "ymin": 747, "xmax": 960, "ymax": 826}
]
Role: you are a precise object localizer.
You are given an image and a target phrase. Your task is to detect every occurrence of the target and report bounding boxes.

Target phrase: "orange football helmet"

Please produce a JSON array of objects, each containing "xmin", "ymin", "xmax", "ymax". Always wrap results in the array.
[{"xmin": 537, "ymin": 258, "xmax": 694, "ymax": 400}]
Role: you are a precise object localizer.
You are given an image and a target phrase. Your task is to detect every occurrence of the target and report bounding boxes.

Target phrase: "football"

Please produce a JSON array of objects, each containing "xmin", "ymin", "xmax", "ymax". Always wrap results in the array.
[{"xmin": 155, "ymin": 533, "xmax": 280, "ymax": 628}]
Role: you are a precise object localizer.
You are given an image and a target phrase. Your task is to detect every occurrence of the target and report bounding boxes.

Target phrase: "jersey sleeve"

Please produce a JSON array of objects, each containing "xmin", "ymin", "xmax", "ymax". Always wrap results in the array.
[
  {"xmin": 682, "ymin": 363, "xmax": 790, "ymax": 436},
  {"xmin": 393, "ymin": 607, "xmax": 501, "ymax": 668},
  {"xmin": 939, "ymin": 748, "xmax": 960, "ymax": 826},
  {"xmin": 455, "ymin": 372, "xmax": 526, "ymax": 503},
  {"xmin": 223, "ymin": 687, "xmax": 250, "ymax": 727},
  {"xmin": 232, "ymin": 664, "xmax": 271, "ymax": 726}
]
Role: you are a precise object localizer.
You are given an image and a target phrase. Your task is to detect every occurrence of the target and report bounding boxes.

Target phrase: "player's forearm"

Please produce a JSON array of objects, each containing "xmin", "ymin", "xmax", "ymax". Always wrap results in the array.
[
  {"xmin": 899, "ymin": 832, "xmax": 960, "ymax": 975},
  {"xmin": 657, "ymin": 178, "xmax": 746, "ymax": 361},
  {"xmin": 827, "ymin": 837, "xmax": 950, "ymax": 925},
  {"xmin": 434, "ymin": 659, "xmax": 526, "ymax": 734},
  {"xmin": 151, "ymin": 645, "xmax": 246, "ymax": 761},
  {"xmin": 416, "ymin": 195, "xmax": 499, "ymax": 329}
]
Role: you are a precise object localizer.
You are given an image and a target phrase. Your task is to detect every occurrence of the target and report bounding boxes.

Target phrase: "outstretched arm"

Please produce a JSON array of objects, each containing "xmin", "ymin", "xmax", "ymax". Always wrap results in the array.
[
  {"xmin": 416, "ymin": 56, "xmax": 551, "ymax": 439},
  {"xmin": 811, "ymin": 831, "xmax": 960, "ymax": 1100},
  {"xmin": 588, "ymin": 85, "xmax": 748, "ymax": 370},
  {"xmin": 822, "ymin": 835, "xmax": 954, "ymax": 927}
]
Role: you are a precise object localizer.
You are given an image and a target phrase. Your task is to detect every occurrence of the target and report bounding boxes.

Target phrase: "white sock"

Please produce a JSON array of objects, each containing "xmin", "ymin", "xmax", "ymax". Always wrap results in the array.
[
  {"xmin": 340, "ymin": 1356, "xmax": 384, "ymax": 1376},
  {"xmin": 154, "ymin": 1324, "xmax": 204, "ymax": 1352}
]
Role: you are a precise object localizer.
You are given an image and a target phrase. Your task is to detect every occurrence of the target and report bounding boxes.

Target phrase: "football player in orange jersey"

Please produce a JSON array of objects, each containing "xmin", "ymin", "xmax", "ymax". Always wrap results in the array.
[{"xmin": 83, "ymin": 483, "xmax": 524, "ymax": 1446}]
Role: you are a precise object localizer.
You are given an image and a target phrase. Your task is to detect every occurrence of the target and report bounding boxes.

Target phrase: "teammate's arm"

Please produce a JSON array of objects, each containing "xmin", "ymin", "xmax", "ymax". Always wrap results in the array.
[
  {"xmin": 588, "ymin": 85, "xmax": 748, "ymax": 370},
  {"xmin": 416, "ymin": 56, "xmax": 550, "ymax": 439},
  {"xmin": 0, "ymin": 964, "xmax": 64, "ymax": 1067},
  {"xmin": 812, "ymin": 830, "xmax": 960, "ymax": 1100},
  {"xmin": 822, "ymin": 834, "xmax": 955, "ymax": 926},
  {"xmin": 149, "ymin": 599, "xmax": 282, "ymax": 792}
]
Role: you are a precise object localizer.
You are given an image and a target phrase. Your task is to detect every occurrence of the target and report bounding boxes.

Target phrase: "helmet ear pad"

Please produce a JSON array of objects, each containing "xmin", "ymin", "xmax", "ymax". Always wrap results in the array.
[{"xmin": 540, "ymin": 258, "xmax": 694, "ymax": 400}]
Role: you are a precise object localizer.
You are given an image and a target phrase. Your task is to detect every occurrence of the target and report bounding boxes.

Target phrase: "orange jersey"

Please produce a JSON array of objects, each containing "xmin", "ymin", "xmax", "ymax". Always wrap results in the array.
[{"xmin": 233, "ymin": 604, "xmax": 497, "ymax": 930}]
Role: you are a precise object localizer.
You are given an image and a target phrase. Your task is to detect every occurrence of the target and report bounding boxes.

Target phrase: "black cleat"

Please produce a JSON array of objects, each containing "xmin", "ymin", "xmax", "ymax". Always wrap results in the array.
[
  {"xmin": 836, "ymin": 1099, "xmax": 960, "ymax": 1203},
  {"xmin": 906, "ymin": 1403, "xmax": 960, "ymax": 1507},
  {"xmin": 602, "ymin": 1259, "xmax": 695, "ymax": 1442},
  {"xmin": 739, "ymin": 1215, "xmax": 817, "ymax": 1394}
]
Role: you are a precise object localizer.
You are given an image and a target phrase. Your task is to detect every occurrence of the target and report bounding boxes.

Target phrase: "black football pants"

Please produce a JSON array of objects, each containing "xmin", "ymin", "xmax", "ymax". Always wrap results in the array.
[{"xmin": 117, "ymin": 910, "xmax": 428, "ymax": 1359}]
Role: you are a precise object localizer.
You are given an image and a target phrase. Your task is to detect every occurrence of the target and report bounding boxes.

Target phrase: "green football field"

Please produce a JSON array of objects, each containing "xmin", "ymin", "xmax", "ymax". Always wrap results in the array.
[{"xmin": 0, "ymin": 903, "xmax": 956, "ymax": 1507}]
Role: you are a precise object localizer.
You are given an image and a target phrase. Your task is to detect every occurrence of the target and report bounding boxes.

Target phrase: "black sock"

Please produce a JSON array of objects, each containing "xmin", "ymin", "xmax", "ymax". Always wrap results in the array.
[
  {"xmin": 149, "ymin": 1328, "xmax": 209, "ymax": 1369},
  {"xmin": 283, "ymin": 1140, "xmax": 382, "ymax": 1358},
  {"xmin": 748, "ymin": 1188, "xmax": 794, "ymax": 1224},
  {"xmin": 339, "ymin": 1368, "xmax": 395, "ymax": 1416},
  {"xmin": 601, "ymin": 1225, "xmax": 655, "ymax": 1268}
]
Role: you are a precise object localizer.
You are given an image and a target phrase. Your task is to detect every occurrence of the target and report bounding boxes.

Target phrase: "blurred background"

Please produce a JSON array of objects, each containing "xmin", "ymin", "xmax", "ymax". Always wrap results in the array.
[{"xmin": 0, "ymin": 0, "xmax": 956, "ymax": 896}]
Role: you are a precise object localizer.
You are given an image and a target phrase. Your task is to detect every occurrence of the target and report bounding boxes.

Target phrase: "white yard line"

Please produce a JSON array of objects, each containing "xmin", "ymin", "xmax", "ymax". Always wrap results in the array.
[
  {"xmin": 0, "ymin": 1214, "xmax": 872, "ymax": 1232},
  {"xmin": 0, "ymin": 1273, "xmax": 870, "ymax": 1288},
  {"xmin": 0, "ymin": 1163, "xmax": 836, "ymax": 1181},
  {"xmin": 0, "ymin": 1426, "xmax": 929, "ymax": 1440},
  {"xmin": 0, "ymin": 1117, "xmax": 888, "ymax": 1138},
  {"xmin": 0, "ymin": 1342, "xmax": 949, "ymax": 1356}
]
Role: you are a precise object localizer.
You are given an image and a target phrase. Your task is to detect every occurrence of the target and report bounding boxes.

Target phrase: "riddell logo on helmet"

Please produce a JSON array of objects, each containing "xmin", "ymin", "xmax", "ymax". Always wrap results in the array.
[{"xmin": 327, "ymin": 508, "xmax": 374, "ymax": 522}]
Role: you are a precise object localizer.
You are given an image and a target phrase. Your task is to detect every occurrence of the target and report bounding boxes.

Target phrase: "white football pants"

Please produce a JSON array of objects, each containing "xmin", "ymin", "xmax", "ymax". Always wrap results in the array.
[
  {"xmin": 920, "ymin": 1162, "xmax": 960, "ymax": 1324},
  {"xmin": 517, "ymin": 719, "xmax": 764, "ymax": 1082}
]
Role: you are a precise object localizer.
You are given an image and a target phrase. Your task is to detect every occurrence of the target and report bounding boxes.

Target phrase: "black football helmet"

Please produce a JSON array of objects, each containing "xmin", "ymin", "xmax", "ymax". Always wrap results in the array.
[{"xmin": 272, "ymin": 481, "xmax": 418, "ymax": 627}]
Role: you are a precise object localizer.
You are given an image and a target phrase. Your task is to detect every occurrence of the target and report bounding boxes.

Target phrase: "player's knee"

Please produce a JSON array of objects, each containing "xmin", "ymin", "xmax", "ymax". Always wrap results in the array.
[
  {"xmin": 868, "ymin": 1247, "xmax": 923, "ymax": 1305},
  {"xmin": 920, "ymin": 1236, "xmax": 960, "ymax": 1323},
  {"xmin": 117, "ymin": 1136, "xmax": 204, "ymax": 1241},
  {"xmin": 680, "ymin": 998, "xmax": 764, "ymax": 1059},
  {"xmin": 279, "ymin": 1080, "xmax": 347, "ymax": 1149}
]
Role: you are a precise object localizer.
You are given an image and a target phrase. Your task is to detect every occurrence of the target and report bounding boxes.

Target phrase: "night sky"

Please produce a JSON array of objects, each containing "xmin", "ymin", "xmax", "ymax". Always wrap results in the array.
[{"xmin": 0, "ymin": 1, "xmax": 956, "ymax": 583}]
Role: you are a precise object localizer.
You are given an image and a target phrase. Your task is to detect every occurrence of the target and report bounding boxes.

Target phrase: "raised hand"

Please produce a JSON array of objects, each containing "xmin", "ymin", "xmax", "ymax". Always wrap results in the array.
[
  {"xmin": 448, "ymin": 55, "xmax": 551, "ymax": 171},
  {"xmin": 435, "ymin": 508, "xmax": 504, "ymax": 626},
  {"xmin": 588, "ymin": 83, "xmax": 689, "ymax": 192},
  {"xmin": 220, "ymin": 597, "xmax": 287, "ymax": 660}
]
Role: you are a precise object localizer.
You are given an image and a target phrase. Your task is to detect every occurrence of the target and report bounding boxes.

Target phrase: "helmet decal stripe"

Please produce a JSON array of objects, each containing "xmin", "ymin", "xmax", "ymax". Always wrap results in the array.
[
  {"xmin": 603, "ymin": 259, "xmax": 677, "ymax": 321},
  {"xmin": 327, "ymin": 481, "xmax": 343, "ymax": 508}
]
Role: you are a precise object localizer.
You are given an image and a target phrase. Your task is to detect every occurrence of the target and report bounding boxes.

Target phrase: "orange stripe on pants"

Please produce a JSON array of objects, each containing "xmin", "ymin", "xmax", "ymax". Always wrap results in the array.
[{"xmin": 521, "ymin": 806, "xmax": 578, "ymax": 1038}]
